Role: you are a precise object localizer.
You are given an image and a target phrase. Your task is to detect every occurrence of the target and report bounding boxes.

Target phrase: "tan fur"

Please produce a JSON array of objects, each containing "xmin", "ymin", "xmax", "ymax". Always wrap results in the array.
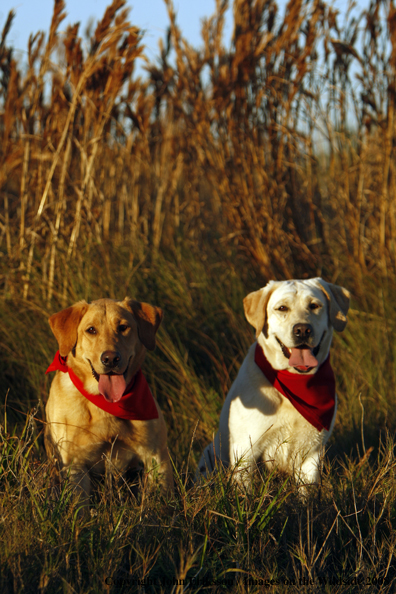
[{"xmin": 45, "ymin": 298, "xmax": 173, "ymax": 502}]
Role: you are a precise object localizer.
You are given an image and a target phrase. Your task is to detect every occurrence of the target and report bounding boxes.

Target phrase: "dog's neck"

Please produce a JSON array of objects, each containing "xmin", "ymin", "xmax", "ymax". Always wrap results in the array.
[
  {"xmin": 46, "ymin": 351, "xmax": 158, "ymax": 421},
  {"xmin": 254, "ymin": 342, "xmax": 336, "ymax": 432}
]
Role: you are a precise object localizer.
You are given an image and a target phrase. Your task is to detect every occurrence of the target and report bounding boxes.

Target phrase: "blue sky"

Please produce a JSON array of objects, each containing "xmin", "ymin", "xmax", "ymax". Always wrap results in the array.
[
  {"xmin": 1, "ymin": 0, "xmax": 367, "ymax": 66},
  {"xmin": 1, "ymin": 0, "xmax": 233, "ymax": 62}
]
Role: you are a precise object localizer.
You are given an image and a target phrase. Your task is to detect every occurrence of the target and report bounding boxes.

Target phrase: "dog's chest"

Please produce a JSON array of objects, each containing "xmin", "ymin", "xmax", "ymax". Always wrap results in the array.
[
  {"xmin": 227, "ymin": 359, "xmax": 329, "ymax": 464},
  {"xmin": 89, "ymin": 437, "xmax": 139, "ymax": 474},
  {"xmin": 74, "ymin": 415, "xmax": 138, "ymax": 469}
]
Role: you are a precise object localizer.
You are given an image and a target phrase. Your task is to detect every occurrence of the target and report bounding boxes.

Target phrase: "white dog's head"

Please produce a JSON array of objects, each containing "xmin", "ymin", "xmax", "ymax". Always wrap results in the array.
[{"xmin": 244, "ymin": 278, "xmax": 350, "ymax": 374}]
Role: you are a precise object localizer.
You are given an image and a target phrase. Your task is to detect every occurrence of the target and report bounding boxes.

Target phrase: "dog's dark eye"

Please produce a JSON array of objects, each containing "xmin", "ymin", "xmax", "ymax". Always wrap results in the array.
[
  {"xmin": 309, "ymin": 303, "xmax": 320, "ymax": 310},
  {"xmin": 277, "ymin": 305, "xmax": 288, "ymax": 312},
  {"xmin": 118, "ymin": 324, "xmax": 128, "ymax": 333},
  {"xmin": 86, "ymin": 326, "xmax": 97, "ymax": 335}
]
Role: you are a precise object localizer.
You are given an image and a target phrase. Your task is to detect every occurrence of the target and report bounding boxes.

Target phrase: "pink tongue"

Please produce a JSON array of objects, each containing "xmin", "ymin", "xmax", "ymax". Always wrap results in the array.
[
  {"xmin": 98, "ymin": 374, "xmax": 127, "ymax": 402},
  {"xmin": 289, "ymin": 348, "xmax": 318, "ymax": 368}
]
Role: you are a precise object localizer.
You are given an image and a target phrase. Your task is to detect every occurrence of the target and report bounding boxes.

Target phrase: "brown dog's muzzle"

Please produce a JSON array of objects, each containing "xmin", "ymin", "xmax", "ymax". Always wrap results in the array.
[{"xmin": 100, "ymin": 350, "xmax": 121, "ymax": 369}]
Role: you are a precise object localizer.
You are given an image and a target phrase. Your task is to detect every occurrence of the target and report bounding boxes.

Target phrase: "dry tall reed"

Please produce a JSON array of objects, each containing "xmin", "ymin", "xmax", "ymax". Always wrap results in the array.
[{"xmin": 0, "ymin": 0, "xmax": 394, "ymax": 300}]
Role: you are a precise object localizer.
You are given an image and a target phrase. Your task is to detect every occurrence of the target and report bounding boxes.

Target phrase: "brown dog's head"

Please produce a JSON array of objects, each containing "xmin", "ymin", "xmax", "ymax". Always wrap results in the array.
[{"xmin": 49, "ymin": 298, "xmax": 163, "ymax": 402}]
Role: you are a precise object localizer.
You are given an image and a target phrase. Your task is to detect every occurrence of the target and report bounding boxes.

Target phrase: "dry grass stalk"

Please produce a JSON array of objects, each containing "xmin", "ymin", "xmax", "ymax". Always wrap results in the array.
[{"xmin": 0, "ymin": 0, "xmax": 395, "ymax": 302}]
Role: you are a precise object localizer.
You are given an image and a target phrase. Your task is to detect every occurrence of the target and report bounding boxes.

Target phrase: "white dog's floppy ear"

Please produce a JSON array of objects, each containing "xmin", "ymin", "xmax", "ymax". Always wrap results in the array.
[
  {"xmin": 123, "ymin": 298, "xmax": 163, "ymax": 351},
  {"xmin": 49, "ymin": 301, "xmax": 89, "ymax": 356},
  {"xmin": 314, "ymin": 278, "xmax": 350, "ymax": 332},
  {"xmin": 243, "ymin": 281, "xmax": 282, "ymax": 338}
]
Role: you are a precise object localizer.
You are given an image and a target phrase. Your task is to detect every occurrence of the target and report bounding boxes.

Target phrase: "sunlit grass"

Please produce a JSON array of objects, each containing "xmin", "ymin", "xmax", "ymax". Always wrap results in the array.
[{"xmin": 1, "ymin": 246, "xmax": 396, "ymax": 592}]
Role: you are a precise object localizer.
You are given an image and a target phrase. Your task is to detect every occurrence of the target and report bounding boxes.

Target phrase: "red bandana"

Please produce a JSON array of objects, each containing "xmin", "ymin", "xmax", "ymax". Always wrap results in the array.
[
  {"xmin": 254, "ymin": 343, "xmax": 335, "ymax": 432},
  {"xmin": 46, "ymin": 351, "xmax": 158, "ymax": 421}
]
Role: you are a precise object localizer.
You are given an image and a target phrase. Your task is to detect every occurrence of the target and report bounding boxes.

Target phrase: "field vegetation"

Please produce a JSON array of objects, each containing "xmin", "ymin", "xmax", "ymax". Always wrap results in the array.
[{"xmin": 1, "ymin": 0, "xmax": 396, "ymax": 591}]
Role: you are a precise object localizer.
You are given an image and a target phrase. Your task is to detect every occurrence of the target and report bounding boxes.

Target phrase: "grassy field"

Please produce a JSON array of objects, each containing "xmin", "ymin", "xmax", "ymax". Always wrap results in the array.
[{"xmin": 1, "ymin": 0, "xmax": 396, "ymax": 592}]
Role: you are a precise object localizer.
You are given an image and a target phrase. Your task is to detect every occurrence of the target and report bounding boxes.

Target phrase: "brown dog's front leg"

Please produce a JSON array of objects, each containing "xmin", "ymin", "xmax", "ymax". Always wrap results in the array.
[
  {"xmin": 62, "ymin": 464, "xmax": 91, "ymax": 509},
  {"xmin": 141, "ymin": 449, "xmax": 174, "ymax": 495}
]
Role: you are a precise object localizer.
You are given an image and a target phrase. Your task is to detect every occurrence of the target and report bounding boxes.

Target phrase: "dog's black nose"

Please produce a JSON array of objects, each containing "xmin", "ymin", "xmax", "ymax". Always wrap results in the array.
[
  {"xmin": 293, "ymin": 324, "xmax": 313, "ymax": 340},
  {"xmin": 100, "ymin": 351, "xmax": 121, "ymax": 368}
]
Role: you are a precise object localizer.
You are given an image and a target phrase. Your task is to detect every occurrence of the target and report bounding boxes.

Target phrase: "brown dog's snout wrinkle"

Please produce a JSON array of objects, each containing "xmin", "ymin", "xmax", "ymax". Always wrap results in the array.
[
  {"xmin": 100, "ymin": 350, "xmax": 121, "ymax": 369},
  {"xmin": 293, "ymin": 323, "xmax": 313, "ymax": 341}
]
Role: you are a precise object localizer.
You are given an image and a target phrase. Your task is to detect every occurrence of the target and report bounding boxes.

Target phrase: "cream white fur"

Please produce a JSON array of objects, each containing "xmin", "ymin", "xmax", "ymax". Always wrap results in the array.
[{"xmin": 197, "ymin": 277, "xmax": 350, "ymax": 487}]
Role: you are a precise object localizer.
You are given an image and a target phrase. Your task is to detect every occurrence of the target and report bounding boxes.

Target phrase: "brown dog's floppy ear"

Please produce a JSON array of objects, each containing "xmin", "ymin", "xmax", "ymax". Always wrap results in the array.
[
  {"xmin": 49, "ymin": 301, "xmax": 89, "ymax": 356},
  {"xmin": 243, "ymin": 281, "xmax": 281, "ymax": 338},
  {"xmin": 124, "ymin": 298, "xmax": 163, "ymax": 351},
  {"xmin": 314, "ymin": 278, "xmax": 350, "ymax": 332}
]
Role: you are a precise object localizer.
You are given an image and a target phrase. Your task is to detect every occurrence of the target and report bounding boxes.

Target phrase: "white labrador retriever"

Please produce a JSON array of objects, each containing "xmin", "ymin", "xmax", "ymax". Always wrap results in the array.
[{"xmin": 197, "ymin": 278, "xmax": 350, "ymax": 486}]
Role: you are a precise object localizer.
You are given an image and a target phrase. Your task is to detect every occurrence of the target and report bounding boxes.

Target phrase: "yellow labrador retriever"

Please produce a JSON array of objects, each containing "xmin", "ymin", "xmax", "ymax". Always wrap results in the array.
[
  {"xmin": 197, "ymin": 278, "xmax": 350, "ymax": 487},
  {"xmin": 45, "ymin": 298, "xmax": 173, "ymax": 501}
]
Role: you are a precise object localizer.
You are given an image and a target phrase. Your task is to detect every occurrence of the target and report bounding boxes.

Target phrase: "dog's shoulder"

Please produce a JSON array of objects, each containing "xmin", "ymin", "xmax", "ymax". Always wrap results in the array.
[
  {"xmin": 227, "ymin": 342, "xmax": 281, "ymax": 408},
  {"xmin": 47, "ymin": 370, "xmax": 102, "ymax": 423}
]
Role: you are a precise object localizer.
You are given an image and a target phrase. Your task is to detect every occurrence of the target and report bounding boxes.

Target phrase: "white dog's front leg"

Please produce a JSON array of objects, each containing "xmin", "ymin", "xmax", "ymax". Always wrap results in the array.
[
  {"xmin": 296, "ymin": 454, "xmax": 321, "ymax": 486},
  {"xmin": 227, "ymin": 395, "xmax": 272, "ymax": 488},
  {"xmin": 228, "ymin": 436, "xmax": 260, "ymax": 491}
]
